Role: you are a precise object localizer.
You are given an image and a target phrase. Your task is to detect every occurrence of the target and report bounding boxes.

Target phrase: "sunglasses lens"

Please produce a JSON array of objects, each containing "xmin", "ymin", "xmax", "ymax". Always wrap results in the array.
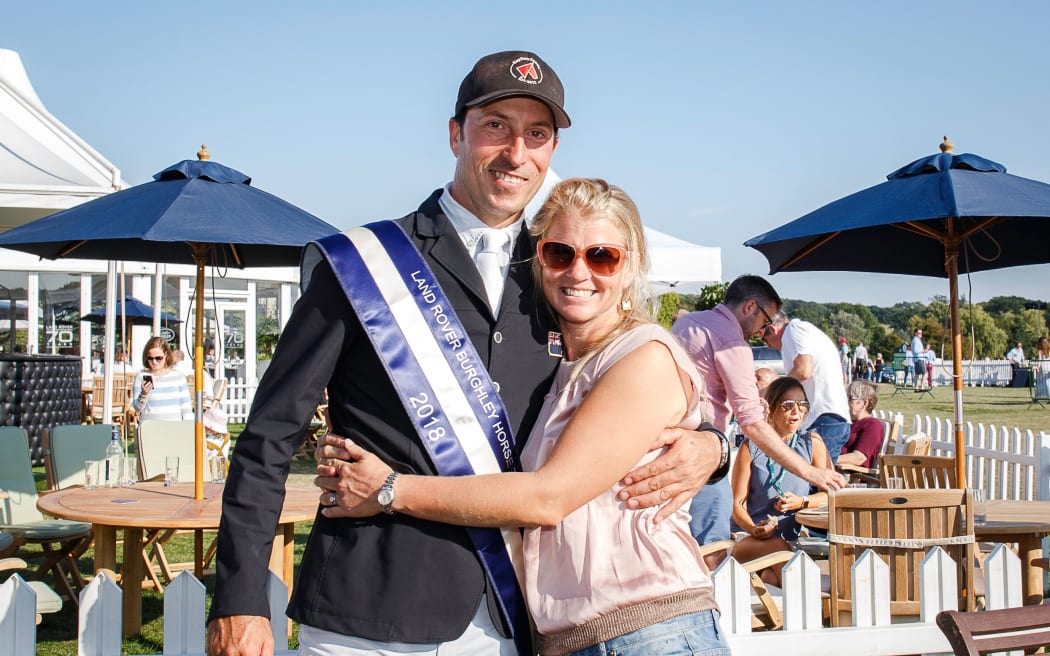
[
  {"xmin": 584, "ymin": 246, "xmax": 623, "ymax": 275},
  {"xmin": 540, "ymin": 241, "xmax": 577, "ymax": 270},
  {"xmin": 779, "ymin": 400, "xmax": 810, "ymax": 412}
]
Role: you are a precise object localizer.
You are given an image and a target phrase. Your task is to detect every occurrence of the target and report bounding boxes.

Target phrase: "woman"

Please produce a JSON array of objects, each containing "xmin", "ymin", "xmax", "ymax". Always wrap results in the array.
[
  {"xmin": 132, "ymin": 336, "xmax": 192, "ymax": 421},
  {"xmin": 317, "ymin": 179, "xmax": 728, "ymax": 656},
  {"xmin": 729, "ymin": 376, "xmax": 830, "ymax": 568},
  {"xmin": 1036, "ymin": 336, "xmax": 1050, "ymax": 399},
  {"xmin": 838, "ymin": 379, "xmax": 882, "ymax": 468}
]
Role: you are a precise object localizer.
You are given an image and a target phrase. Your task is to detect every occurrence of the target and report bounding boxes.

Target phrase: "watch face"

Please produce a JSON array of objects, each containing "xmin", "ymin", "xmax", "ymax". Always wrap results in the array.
[{"xmin": 378, "ymin": 489, "xmax": 393, "ymax": 506}]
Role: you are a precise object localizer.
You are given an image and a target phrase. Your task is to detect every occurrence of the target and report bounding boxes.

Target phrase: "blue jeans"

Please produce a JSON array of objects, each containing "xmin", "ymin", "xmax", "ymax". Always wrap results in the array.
[
  {"xmin": 807, "ymin": 413, "xmax": 851, "ymax": 466},
  {"xmin": 688, "ymin": 477, "xmax": 731, "ymax": 545},
  {"xmin": 566, "ymin": 609, "xmax": 730, "ymax": 656}
]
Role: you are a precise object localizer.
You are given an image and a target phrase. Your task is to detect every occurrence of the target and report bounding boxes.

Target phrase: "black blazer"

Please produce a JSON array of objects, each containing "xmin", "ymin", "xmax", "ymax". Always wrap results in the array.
[{"xmin": 209, "ymin": 190, "xmax": 559, "ymax": 642}]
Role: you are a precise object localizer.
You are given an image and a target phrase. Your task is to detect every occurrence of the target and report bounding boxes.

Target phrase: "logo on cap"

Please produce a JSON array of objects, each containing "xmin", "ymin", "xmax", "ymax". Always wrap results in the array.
[{"xmin": 510, "ymin": 57, "xmax": 543, "ymax": 85}]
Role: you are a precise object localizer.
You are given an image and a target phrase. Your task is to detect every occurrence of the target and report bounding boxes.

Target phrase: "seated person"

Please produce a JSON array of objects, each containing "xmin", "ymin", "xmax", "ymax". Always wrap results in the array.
[
  {"xmin": 755, "ymin": 367, "xmax": 778, "ymax": 393},
  {"xmin": 838, "ymin": 379, "xmax": 883, "ymax": 468},
  {"xmin": 730, "ymin": 376, "xmax": 831, "ymax": 580}
]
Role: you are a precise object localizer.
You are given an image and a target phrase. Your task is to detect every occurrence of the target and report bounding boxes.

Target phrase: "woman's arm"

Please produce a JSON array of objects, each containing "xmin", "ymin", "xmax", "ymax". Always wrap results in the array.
[
  {"xmin": 131, "ymin": 374, "xmax": 145, "ymax": 413},
  {"xmin": 323, "ymin": 341, "xmax": 689, "ymax": 528},
  {"xmin": 178, "ymin": 377, "xmax": 193, "ymax": 419}
]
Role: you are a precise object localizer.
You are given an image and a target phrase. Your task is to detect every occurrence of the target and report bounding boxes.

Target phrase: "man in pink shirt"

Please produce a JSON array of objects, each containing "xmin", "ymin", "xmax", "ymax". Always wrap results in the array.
[{"xmin": 673, "ymin": 276, "xmax": 845, "ymax": 551}]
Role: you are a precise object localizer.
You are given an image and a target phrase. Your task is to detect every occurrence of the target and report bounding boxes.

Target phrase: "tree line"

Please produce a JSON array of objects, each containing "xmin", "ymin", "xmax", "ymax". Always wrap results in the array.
[{"xmin": 660, "ymin": 285, "xmax": 1049, "ymax": 362}]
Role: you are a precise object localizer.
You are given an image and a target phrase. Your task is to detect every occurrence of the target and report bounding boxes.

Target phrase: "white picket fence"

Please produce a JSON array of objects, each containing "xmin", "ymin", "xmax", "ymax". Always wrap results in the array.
[
  {"xmin": 220, "ymin": 377, "xmax": 256, "ymax": 424},
  {"xmin": 874, "ymin": 409, "xmax": 1050, "ymax": 501},
  {"xmin": 0, "ymin": 544, "xmax": 1032, "ymax": 655}
]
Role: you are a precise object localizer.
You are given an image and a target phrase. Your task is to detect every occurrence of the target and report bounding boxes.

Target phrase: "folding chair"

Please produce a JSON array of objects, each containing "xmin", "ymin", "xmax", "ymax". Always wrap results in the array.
[
  {"xmin": 878, "ymin": 454, "xmax": 957, "ymax": 489},
  {"xmin": 936, "ymin": 605, "xmax": 1050, "ymax": 655},
  {"xmin": 137, "ymin": 420, "xmax": 215, "ymax": 584},
  {"xmin": 0, "ymin": 426, "xmax": 91, "ymax": 603},
  {"xmin": 41, "ymin": 424, "xmax": 113, "ymax": 491},
  {"xmin": 0, "ymin": 549, "xmax": 64, "ymax": 623},
  {"xmin": 827, "ymin": 488, "xmax": 975, "ymax": 626}
]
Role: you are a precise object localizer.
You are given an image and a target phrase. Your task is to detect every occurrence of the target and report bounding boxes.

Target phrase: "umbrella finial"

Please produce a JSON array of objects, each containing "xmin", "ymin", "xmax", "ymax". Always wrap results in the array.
[
  {"xmin": 197, "ymin": 144, "xmax": 211, "ymax": 161},
  {"xmin": 940, "ymin": 136, "xmax": 954, "ymax": 153}
]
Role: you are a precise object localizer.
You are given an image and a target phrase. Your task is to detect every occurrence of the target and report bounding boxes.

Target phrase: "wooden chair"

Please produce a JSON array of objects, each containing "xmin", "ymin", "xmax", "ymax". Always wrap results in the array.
[
  {"xmin": 827, "ymin": 488, "xmax": 975, "ymax": 626},
  {"xmin": 0, "ymin": 427, "xmax": 91, "ymax": 603},
  {"xmin": 837, "ymin": 415, "xmax": 902, "ymax": 485},
  {"xmin": 896, "ymin": 432, "xmax": 932, "ymax": 456},
  {"xmin": 878, "ymin": 454, "xmax": 957, "ymax": 489},
  {"xmin": 0, "ymin": 548, "xmax": 64, "ymax": 623},
  {"xmin": 41, "ymin": 424, "xmax": 113, "ymax": 491},
  {"xmin": 936, "ymin": 605, "xmax": 1050, "ymax": 655},
  {"xmin": 89, "ymin": 373, "xmax": 132, "ymax": 426},
  {"xmin": 137, "ymin": 420, "xmax": 215, "ymax": 584}
]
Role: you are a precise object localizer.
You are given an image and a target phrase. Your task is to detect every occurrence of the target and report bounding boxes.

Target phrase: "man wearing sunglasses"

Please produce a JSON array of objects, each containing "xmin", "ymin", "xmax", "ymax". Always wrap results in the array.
[
  {"xmin": 208, "ymin": 51, "xmax": 724, "ymax": 656},
  {"xmin": 672, "ymin": 276, "xmax": 846, "ymax": 555},
  {"xmin": 762, "ymin": 311, "xmax": 852, "ymax": 465}
]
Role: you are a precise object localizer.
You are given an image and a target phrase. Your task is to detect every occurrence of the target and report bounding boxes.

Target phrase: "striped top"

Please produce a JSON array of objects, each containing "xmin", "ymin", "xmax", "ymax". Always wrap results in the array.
[{"xmin": 132, "ymin": 370, "xmax": 192, "ymax": 421}]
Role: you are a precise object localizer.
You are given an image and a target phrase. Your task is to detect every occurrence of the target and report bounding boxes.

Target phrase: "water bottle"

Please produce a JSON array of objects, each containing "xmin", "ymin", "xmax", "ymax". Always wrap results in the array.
[{"xmin": 105, "ymin": 426, "xmax": 123, "ymax": 488}]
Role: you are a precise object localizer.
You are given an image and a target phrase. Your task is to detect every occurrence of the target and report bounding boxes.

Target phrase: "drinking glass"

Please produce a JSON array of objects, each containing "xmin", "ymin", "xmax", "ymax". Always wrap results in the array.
[
  {"xmin": 973, "ymin": 489, "xmax": 988, "ymax": 525},
  {"xmin": 210, "ymin": 455, "xmax": 228, "ymax": 483},
  {"xmin": 122, "ymin": 456, "xmax": 138, "ymax": 486},
  {"xmin": 84, "ymin": 460, "xmax": 100, "ymax": 490},
  {"xmin": 885, "ymin": 477, "xmax": 905, "ymax": 490},
  {"xmin": 164, "ymin": 456, "xmax": 180, "ymax": 487}
]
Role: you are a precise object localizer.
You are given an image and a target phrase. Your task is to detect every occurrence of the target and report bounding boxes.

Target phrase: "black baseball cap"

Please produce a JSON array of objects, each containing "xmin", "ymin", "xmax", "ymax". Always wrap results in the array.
[{"xmin": 455, "ymin": 51, "xmax": 571, "ymax": 128}]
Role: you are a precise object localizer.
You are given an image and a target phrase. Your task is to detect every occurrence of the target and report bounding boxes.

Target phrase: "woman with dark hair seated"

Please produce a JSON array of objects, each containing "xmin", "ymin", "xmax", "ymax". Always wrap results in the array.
[{"xmin": 730, "ymin": 376, "xmax": 832, "ymax": 573}]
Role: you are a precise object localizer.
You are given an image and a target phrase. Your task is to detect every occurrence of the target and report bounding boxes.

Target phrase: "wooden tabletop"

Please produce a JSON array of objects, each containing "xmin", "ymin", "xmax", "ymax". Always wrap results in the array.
[
  {"xmin": 795, "ymin": 498, "xmax": 1050, "ymax": 536},
  {"xmin": 38, "ymin": 481, "xmax": 320, "ymax": 529}
]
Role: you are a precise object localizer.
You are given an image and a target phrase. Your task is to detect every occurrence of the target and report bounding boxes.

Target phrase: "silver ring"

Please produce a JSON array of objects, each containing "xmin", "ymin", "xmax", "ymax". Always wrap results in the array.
[{"xmin": 327, "ymin": 493, "xmax": 337, "ymax": 506}]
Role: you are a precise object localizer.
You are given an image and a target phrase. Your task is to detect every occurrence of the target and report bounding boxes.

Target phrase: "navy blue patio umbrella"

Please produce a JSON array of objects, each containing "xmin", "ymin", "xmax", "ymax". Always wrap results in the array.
[
  {"xmin": 0, "ymin": 147, "xmax": 338, "ymax": 498},
  {"xmin": 80, "ymin": 295, "xmax": 181, "ymax": 326},
  {"xmin": 745, "ymin": 138, "xmax": 1050, "ymax": 485}
]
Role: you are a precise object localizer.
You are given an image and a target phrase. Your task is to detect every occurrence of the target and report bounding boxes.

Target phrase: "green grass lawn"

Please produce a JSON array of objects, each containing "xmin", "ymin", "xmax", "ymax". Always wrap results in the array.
[{"xmin": 20, "ymin": 388, "xmax": 1050, "ymax": 653}]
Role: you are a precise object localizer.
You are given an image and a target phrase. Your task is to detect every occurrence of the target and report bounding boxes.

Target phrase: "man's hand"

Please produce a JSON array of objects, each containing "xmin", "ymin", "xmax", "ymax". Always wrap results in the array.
[
  {"xmin": 802, "ymin": 464, "xmax": 847, "ymax": 491},
  {"xmin": 206, "ymin": 616, "xmax": 273, "ymax": 656},
  {"xmin": 617, "ymin": 427, "xmax": 721, "ymax": 523}
]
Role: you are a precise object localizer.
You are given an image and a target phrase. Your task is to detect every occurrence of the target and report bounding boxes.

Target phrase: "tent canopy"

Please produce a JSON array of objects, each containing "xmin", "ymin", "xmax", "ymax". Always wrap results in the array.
[{"xmin": 0, "ymin": 49, "xmax": 124, "ymax": 231}]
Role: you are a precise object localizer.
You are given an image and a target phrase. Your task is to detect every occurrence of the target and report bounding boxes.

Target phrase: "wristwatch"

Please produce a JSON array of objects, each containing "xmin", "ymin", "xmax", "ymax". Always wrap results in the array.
[
  {"xmin": 377, "ymin": 472, "xmax": 400, "ymax": 514},
  {"xmin": 801, "ymin": 495, "xmax": 810, "ymax": 509}
]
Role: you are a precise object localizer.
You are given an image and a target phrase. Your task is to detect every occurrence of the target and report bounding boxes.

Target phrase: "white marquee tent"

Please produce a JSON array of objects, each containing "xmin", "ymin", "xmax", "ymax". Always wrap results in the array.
[
  {"xmin": 524, "ymin": 169, "xmax": 722, "ymax": 295},
  {"xmin": 0, "ymin": 49, "xmax": 125, "ymax": 230}
]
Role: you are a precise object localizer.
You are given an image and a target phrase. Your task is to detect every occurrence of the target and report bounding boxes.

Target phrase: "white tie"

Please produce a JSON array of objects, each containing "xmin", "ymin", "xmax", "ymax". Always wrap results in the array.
[{"xmin": 477, "ymin": 229, "xmax": 510, "ymax": 313}]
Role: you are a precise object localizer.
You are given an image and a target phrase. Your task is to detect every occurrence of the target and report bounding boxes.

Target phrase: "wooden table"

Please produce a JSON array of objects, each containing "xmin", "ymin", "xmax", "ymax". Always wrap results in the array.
[
  {"xmin": 38, "ymin": 481, "xmax": 319, "ymax": 635},
  {"xmin": 796, "ymin": 499, "xmax": 1050, "ymax": 605}
]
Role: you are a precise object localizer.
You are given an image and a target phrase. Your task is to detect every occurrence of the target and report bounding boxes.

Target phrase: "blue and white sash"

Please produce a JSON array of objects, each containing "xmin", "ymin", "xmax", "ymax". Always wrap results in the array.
[{"xmin": 309, "ymin": 221, "xmax": 529, "ymax": 652}]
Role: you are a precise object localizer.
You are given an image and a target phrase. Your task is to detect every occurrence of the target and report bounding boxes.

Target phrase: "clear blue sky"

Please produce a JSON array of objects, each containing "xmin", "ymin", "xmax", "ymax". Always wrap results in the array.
[{"xmin": 5, "ymin": 1, "xmax": 1049, "ymax": 305}]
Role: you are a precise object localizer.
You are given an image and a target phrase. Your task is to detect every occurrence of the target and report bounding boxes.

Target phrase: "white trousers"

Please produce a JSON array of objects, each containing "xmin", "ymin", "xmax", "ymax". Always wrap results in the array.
[{"xmin": 298, "ymin": 595, "xmax": 516, "ymax": 656}]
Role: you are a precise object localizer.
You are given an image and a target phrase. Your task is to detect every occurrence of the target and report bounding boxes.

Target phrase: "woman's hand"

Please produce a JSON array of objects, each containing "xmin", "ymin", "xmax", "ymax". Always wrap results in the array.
[
  {"xmin": 750, "ymin": 516, "xmax": 778, "ymax": 539},
  {"xmin": 314, "ymin": 437, "xmax": 394, "ymax": 518},
  {"xmin": 773, "ymin": 491, "xmax": 806, "ymax": 514},
  {"xmin": 141, "ymin": 379, "xmax": 154, "ymax": 395}
]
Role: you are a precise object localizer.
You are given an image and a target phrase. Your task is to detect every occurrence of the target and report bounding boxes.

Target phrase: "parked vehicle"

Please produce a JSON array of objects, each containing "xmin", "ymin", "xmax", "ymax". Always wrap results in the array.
[{"xmin": 751, "ymin": 346, "xmax": 785, "ymax": 374}]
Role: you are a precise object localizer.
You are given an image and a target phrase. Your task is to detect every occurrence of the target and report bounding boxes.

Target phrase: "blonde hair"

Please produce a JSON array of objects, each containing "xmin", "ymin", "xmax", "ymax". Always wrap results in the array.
[{"xmin": 530, "ymin": 178, "xmax": 655, "ymax": 369}]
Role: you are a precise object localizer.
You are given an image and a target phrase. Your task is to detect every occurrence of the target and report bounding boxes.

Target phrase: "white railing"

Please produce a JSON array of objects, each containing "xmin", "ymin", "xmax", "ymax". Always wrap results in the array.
[
  {"xmin": 928, "ymin": 359, "xmax": 1015, "ymax": 387},
  {"xmin": 719, "ymin": 544, "xmax": 1024, "ymax": 656},
  {"xmin": 1, "ymin": 545, "xmax": 1031, "ymax": 655},
  {"xmin": 221, "ymin": 377, "xmax": 257, "ymax": 424},
  {"xmin": 0, "ymin": 570, "xmax": 296, "ymax": 656},
  {"xmin": 874, "ymin": 409, "xmax": 1050, "ymax": 501}
]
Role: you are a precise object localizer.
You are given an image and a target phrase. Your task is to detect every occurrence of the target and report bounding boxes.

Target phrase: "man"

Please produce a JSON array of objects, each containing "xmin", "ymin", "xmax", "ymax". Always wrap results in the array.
[
  {"xmin": 1006, "ymin": 341, "xmax": 1026, "ymax": 367},
  {"xmin": 911, "ymin": 328, "xmax": 926, "ymax": 389},
  {"xmin": 170, "ymin": 349, "xmax": 193, "ymax": 376},
  {"xmin": 853, "ymin": 340, "xmax": 869, "ymax": 380},
  {"xmin": 763, "ymin": 311, "xmax": 851, "ymax": 464},
  {"xmin": 673, "ymin": 276, "xmax": 845, "ymax": 553},
  {"xmin": 206, "ymin": 51, "xmax": 720, "ymax": 656}
]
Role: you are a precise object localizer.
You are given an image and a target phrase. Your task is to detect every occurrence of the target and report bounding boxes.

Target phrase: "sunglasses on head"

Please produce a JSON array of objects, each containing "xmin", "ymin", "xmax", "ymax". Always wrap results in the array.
[
  {"xmin": 537, "ymin": 240, "xmax": 628, "ymax": 276},
  {"xmin": 777, "ymin": 399, "xmax": 810, "ymax": 412}
]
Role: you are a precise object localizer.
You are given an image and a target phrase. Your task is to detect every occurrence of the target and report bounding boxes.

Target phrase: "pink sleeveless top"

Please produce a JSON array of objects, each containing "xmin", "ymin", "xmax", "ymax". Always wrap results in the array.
[{"xmin": 520, "ymin": 324, "xmax": 713, "ymax": 635}]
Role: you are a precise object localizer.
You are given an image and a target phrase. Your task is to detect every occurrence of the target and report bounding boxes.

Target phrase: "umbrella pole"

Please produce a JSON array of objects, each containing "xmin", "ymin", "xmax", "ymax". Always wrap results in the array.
[
  {"xmin": 947, "ymin": 238, "xmax": 967, "ymax": 487},
  {"xmin": 192, "ymin": 245, "xmax": 208, "ymax": 500}
]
